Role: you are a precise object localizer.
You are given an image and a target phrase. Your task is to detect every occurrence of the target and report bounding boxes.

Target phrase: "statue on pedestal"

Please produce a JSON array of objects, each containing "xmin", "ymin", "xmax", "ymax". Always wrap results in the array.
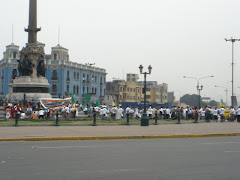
[
  {"xmin": 18, "ymin": 54, "xmax": 34, "ymax": 76},
  {"xmin": 37, "ymin": 55, "xmax": 46, "ymax": 77}
]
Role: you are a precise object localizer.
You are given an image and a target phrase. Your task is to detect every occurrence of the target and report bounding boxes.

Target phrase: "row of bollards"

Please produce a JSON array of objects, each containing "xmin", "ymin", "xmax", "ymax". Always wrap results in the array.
[{"xmin": 14, "ymin": 109, "xmax": 200, "ymax": 127}]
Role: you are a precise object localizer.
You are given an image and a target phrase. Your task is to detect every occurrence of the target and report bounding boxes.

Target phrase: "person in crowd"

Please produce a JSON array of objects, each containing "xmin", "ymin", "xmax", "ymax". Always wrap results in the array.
[
  {"xmin": 205, "ymin": 106, "xmax": 212, "ymax": 122},
  {"xmin": 38, "ymin": 108, "xmax": 45, "ymax": 119},
  {"xmin": 83, "ymin": 106, "xmax": 89, "ymax": 115},
  {"xmin": 118, "ymin": 106, "xmax": 124, "ymax": 118},
  {"xmin": 147, "ymin": 106, "xmax": 153, "ymax": 118},
  {"xmin": 213, "ymin": 107, "xmax": 218, "ymax": 122},
  {"xmin": 193, "ymin": 107, "xmax": 199, "ymax": 122},
  {"xmin": 32, "ymin": 111, "xmax": 37, "ymax": 119},
  {"xmin": 163, "ymin": 107, "xmax": 166, "ymax": 119},
  {"xmin": 171, "ymin": 106, "xmax": 177, "ymax": 120},
  {"xmin": 166, "ymin": 107, "xmax": 170, "ymax": 119},
  {"xmin": 26, "ymin": 104, "xmax": 33, "ymax": 117},
  {"xmin": 5, "ymin": 105, "xmax": 11, "ymax": 120},
  {"xmin": 111, "ymin": 106, "xmax": 116, "ymax": 119},
  {"xmin": 185, "ymin": 106, "xmax": 190, "ymax": 120},
  {"xmin": 134, "ymin": 107, "xmax": 140, "ymax": 119},
  {"xmin": 159, "ymin": 107, "xmax": 163, "ymax": 119},
  {"xmin": 229, "ymin": 106, "xmax": 236, "ymax": 122},
  {"xmin": 201, "ymin": 108, "xmax": 205, "ymax": 120},
  {"xmin": 236, "ymin": 106, "xmax": 240, "ymax": 122},
  {"xmin": 219, "ymin": 106, "xmax": 225, "ymax": 122}
]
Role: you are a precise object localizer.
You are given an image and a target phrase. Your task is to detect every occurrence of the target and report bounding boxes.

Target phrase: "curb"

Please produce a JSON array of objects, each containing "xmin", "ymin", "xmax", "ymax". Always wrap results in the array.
[{"xmin": 0, "ymin": 133, "xmax": 240, "ymax": 141}]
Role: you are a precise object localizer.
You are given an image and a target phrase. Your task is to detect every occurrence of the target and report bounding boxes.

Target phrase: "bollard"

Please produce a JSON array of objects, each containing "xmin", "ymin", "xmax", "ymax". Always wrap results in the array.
[
  {"xmin": 194, "ymin": 112, "xmax": 198, "ymax": 123},
  {"xmin": 154, "ymin": 110, "xmax": 158, "ymax": 125},
  {"xmin": 14, "ymin": 113, "xmax": 19, "ymax": 126},
  {"xmin": 177, "ymin": 111, "xmax": 181, "ymax": 124},
  {"xmin": 92, "ymin": 111, "xmax": 97, "ymax": 126},
  {"xmin": 126, "ymin": 113, "xmax": 130, "ymax": 125},
  {"xmin": 55, "ymin": 111, "xmax": 59, "ymax": 126}
]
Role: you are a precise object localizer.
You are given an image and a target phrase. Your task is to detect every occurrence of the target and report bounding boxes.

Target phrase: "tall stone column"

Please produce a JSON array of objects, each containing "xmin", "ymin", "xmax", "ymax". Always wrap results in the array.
[{"xmin": 25, "ymin": 0, "xmax": 40, "ymax": 44}]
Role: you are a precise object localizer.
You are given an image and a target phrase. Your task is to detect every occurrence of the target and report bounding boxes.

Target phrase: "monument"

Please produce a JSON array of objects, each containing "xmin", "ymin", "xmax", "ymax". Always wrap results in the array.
[{"xmin": 7, "ymin": 0, "xmax": 52, "ymax": 101}]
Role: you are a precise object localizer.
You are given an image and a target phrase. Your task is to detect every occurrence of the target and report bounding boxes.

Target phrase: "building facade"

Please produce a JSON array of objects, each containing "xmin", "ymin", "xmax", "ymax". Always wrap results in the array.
[
  {"xmin": 138, "ymin": 81, "xmax": 168, "ymax": 103},
  {"xmin": 0, "ymin": 43, "xmax": 107, "ymax": 104},
  {"xmin": 167, "ymin": 92, "xmax": 175, "ymax": 104},
  {"xmin": 106, "ymin": 80, "xmax": 142, "ymax": 105},
  {"xmin": 126, "ymin": 73, "xmax": 139, "ymax": 82}
]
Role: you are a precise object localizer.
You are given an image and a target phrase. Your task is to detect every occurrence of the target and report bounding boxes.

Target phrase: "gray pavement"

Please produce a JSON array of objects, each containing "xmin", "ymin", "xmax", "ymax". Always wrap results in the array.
[
  {"xmin": 1, "ymin": 137, "xmax": 240, "ymax": 180},
  {"xmin": 0, "ymin": 122, "xmax": 240, "ymax": 140}
]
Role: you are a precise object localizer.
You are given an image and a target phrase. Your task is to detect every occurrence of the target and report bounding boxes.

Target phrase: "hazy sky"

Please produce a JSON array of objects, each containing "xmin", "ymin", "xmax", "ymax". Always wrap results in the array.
[{"xmin": 1, "ymin": 0, "xmax": 240, "ymax": 103}]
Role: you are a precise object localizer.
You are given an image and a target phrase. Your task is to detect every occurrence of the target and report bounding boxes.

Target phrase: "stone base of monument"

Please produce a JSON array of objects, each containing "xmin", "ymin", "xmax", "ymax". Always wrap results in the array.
[{"xmin": 7, "ymin": 76, "xmax": 52, "ymax": 102}]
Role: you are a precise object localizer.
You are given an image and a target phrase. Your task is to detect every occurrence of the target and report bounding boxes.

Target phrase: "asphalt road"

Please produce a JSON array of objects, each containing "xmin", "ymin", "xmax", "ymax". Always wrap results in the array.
[{"xmin": 1, "ymin": 137, "xmax": 240, "ymax": 180}]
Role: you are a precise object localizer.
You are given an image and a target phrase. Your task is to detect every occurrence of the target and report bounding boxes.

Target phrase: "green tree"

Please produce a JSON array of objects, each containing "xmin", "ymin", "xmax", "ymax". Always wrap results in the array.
[
  {"xmin": 209, "ymin": 100, "xmax": 218, "ymax": 107},
  {"xmin": 180, "ymin": 94, "xmax": 207, "ymax": 107}
]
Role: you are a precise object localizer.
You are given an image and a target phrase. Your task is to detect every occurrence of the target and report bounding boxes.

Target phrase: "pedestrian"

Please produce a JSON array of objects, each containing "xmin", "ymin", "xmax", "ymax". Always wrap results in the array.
[
  {"xmin": 219, "ymin": 106, "xmax": 225, "ymax": 122},
  {"xmin": 229, "ymin": 106, "xmax": 235, "ymax": 122},
  {"xmin": 213, "ymin": 107, "xmax": 218, "ymax": 122},
  {"xmin": 38, "ymin": 108, "xmax": 45, "ymax": 119},
  {"xmin": 185, "ymin": 106, "xmax": 190, "ymax": 120},
  {"xmin": 147, "ymin": 106, "xmax": 153, "ymax": 118},
  {"xmin": 201, "ymin": 108, "xmax": 205, "ymax": 120},
  {"xmin": 236, "ymin": 106, "xmax": 240, "ymax": 122}
]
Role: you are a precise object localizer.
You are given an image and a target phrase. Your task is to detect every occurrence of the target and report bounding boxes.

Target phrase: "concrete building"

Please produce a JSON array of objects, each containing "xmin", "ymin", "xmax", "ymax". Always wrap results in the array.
[
  {"xmin": 106, "ymin": 80, "xmax": 142, "ymax": 105},
  {"xmin": 0, "ymin": 43, "xmax": 107, "ymax": 104},
  {"xmin": 167, "ymin": 92, "xmax": 175, "ymax": 104},
  {"xmin": 126, "ymin": 73, "xmax": 139, "ymax": 82},
  {"xmin": 138, "ymin": 81, "xmax": 168, "ymax": 103}
]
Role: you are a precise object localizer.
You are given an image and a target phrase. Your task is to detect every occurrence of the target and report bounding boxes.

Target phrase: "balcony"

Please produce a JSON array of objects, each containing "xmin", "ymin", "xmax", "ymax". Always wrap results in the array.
[{"xmin": 66, "ymin": 77, "xmax": 70, "ymax": 82}]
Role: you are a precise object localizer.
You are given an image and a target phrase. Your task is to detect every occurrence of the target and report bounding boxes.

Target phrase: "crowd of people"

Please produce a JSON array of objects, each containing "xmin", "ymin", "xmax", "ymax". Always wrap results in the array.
[{"xmin": 3, "ymin": 101, "xmax": 240, "ymax": 123}]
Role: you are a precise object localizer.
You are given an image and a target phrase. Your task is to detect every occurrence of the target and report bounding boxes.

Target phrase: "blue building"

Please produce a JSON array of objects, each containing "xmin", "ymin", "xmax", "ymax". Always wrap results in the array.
[{"xmin": 0, "ymin": 43, "xmax": 107, "ymax": 104}]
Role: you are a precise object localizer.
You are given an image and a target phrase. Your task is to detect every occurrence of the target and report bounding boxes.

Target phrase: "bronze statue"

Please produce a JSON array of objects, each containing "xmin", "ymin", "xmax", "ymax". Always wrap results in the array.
[
  {"xmin": 18, "ymin": 54, "xmax": 34, "ymax": 76},
  {"xmin": 37, "ymin": 55, "xmax": 46, "ymax": 77}
]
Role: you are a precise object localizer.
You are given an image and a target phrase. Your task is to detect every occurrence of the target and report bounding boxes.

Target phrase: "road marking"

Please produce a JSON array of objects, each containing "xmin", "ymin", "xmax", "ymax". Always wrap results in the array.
[
  {"xmin": 201, "ymin": 142, "xmax": 240, "ymax": 145},
  {"xmin": 224, "ymin": 151, "xmax": 240, "ymax": 153},
  {"xmin": 32, "ymin": 146, "xmax": 102, "ymax": 149},
  {"xmin": 78, "ymin": 169, "xmax": 138, "ymax": 173}
]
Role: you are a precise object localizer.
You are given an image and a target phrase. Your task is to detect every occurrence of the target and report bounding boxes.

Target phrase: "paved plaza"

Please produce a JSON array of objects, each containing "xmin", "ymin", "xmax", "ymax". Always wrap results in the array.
[{"xmin": 0, "ymin": 122, "xmax": 240, "ymax": 141}]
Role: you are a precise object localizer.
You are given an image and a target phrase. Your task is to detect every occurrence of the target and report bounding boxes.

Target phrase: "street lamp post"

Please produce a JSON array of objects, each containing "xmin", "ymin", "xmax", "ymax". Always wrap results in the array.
[
  {"xmin": 183, "ymin": 75, "xmax": 214, "ymax": 108},
  {"xmin": 197, "ymin": 85, "xmax": 203, "ymax": 108},
  {"xmin": 139, "ymin": 65, "xmax": 152, "ymax": 126},
  {"xmin": 225, "ymin": 37, "xmax": 240, "ymax": 107}
]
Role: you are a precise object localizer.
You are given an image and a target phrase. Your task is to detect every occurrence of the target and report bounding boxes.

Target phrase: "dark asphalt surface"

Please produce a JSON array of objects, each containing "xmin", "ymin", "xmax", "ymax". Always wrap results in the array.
[{"xmin": 0, "ymin": 137, "xmax": 240, "ymax": 180}]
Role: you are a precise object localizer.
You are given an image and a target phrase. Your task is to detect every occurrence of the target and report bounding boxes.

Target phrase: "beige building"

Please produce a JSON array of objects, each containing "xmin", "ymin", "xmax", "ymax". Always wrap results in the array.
[
  {"xmin": 106, "ymin": 80, "xmax": 142, "ymax": 105},
  {"xmin": 138, "ymin": 81, "xmax": 168, "ymax": 103},
  {"xmin": 126, "ymin": 73, "xmax": 139, "ymax": 82}
]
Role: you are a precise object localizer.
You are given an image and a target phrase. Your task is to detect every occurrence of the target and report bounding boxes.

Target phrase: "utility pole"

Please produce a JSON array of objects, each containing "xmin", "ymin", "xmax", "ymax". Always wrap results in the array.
[{"xmin": 225, "ymin": 37, "xmax": 240, "ymax": 107}]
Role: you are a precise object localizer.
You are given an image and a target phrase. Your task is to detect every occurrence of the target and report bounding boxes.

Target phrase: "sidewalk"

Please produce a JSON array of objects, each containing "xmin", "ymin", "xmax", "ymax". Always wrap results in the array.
[{"xmin": 0, "ymin": 122, "xmax": 240, "ymax": 141}]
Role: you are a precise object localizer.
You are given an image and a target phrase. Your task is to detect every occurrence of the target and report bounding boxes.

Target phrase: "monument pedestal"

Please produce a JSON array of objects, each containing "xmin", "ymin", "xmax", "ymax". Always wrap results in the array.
[{"xmin": 7, "ymin": 76, "xmax": 51, "ymax": 102}]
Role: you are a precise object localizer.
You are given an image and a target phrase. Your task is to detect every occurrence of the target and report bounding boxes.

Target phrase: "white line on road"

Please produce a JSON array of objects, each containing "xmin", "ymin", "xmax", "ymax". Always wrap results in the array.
[
  {"xmin": 224, "ymin": 151, "xmax": 240, "ymax": 153},
  {"xmin": 78, "ymin": 169, "xmax": 138, "ymax": 173},
  {"xmin": 32, "ymin": 146, "xmax": 103, "ymax": 149},
  {"xmin": 201, "ymin": 142, "xmax": 240, "ymax": 145}
]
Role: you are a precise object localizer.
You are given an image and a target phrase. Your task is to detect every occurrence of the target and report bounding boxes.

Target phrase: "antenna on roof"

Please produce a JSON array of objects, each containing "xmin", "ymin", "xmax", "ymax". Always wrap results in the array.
[
  {"xmin": 58, "ymin": 25, "xmax": 60, "ymax": 46},
  {"xmin": 12, "ymin": 24, "xmax": 14, "ymax": 44}
]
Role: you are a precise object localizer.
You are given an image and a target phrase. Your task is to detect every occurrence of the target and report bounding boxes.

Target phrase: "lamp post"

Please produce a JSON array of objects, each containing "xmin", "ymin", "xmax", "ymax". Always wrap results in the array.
[
  {"xmin": 139, "ymin": 65, "xmax": 152, "ymax": 126},
  {"xmin": 183, "ymin": 75, "xmax": 214, "ymax": 108},
  {"xmin": 225, "ymin": 37, "xmax": 240, "ymax": 107},
  {"xmin": 215, "ymin": 85, "xmax": 228, "ymax": 107}
]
